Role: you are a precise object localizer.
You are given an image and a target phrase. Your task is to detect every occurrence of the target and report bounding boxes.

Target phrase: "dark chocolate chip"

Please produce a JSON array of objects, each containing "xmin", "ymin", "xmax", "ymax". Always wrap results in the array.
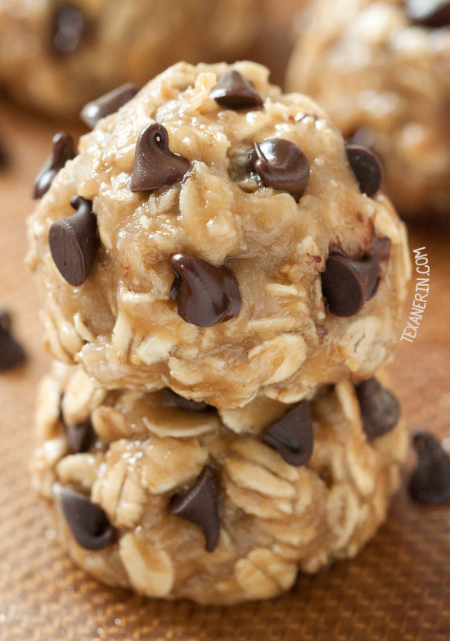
[
  {"xmin": 355, "ymin": 378, "xmax": 400, "ymax": 440},
  {"xmin": 65, "ymin": 418, "xmax": 95, "ymax": 454},
  {"xmin": 409, "ymin": 431, "xmax": 450, "ymax": 505},
  {"xmin": 33, "ymin": 132, "xmax": 76, "ymax": 199},
  {"xmin": 49, "ymin": 196, "xmax": 99, "ymax": 287},
  {"xmin": 346, "ymin": 144, "xmax": 383, "ymax": 198},
  {"xmin": 251, "ymin": 139, "xmax": 310, "ymax": 201},
  {"xmin": 406, "ymin": 0, "xmax": 450, "ymax": 28},
  {"xmin": 162, "ymin": 388, "xmax": 213, "ymax": 413},
  {"xmin": 0, "ymin": 310, "xmax": 11, "ymax": 333},
  {"xmin": 51, "ymin": 3, "xmax": 87, "ymax": 56},
  {"xmin": 170, "ymin": 254, "xmax": 241, "ymax": 327},
  {"xmin": 130, "ymin": 123, "xmax": 190, "ymax": 193},
  {"xmin": 321, "ymin": 247, "xmax": 382, "ymax": 317},
  {"xmin": 210, "ymin": 70, "xmax": 263, "ymax": 110},
  {"xmin": 0, "ymin": 310, "xmax": 26, "ymax": 371},
  {"xmin": 80, "ymin": 83, "xmax": 140, "ymax": 129},
  {"xmin": 0, "ymin": 138, "xmax": 10, "ymax": 170},
  {"xmin": 169, "ymin": 466, "xmax": 220, "ymax": 552},
  {"xmin": 0, "ymin": 334, "xmax": 27, "ymax": 371},
  {"xmin": 262, "ymin": 401, "xmax": 313, "ymax": 467},
  {"xmin": 60, "ymin": 487, "xmax": 116, "ymax": 550}
]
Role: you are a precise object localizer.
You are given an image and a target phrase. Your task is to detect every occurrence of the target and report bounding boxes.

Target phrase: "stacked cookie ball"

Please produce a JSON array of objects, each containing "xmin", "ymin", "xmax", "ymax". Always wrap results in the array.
[{"xmin": 28, "ymin": 61, "xmax": 411, "ymax": 604}]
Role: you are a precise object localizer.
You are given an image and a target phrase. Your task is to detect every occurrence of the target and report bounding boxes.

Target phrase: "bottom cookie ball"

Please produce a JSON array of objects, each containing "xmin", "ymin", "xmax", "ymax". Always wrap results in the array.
[{"xmin": 31, "ymin": 363, "xmax": 407, "ymax": 605}]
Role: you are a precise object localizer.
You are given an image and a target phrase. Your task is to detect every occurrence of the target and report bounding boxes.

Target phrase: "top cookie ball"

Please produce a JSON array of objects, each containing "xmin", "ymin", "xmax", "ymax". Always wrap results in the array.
[
  {"xmin": 0, "ymin": 0, "xmax": 262, "ymax": 117},
  {"xmin": 287, "ymin": 0, "xmax": 450, "ymax": 217},
  {"xmin": 27, "ymin": 61, "xmax": 411, "ymax": 408}
]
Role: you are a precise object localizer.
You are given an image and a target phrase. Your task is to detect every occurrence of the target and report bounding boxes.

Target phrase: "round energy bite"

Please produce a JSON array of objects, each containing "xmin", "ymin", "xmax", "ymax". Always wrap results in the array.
[
  {"xmin": 26, "ymin": 61, "xmax": 411, "ymax": 408},
  {"xmin": 0, "ymin": 0, "xmax": 262, "ymax": 118},
  {"xmin": 286, "ymin": 0, "xmax": 450, "ymax": 217},
  {"xmin": 31, "ymin": 363, "xmax": 407, "ymax": 605}
]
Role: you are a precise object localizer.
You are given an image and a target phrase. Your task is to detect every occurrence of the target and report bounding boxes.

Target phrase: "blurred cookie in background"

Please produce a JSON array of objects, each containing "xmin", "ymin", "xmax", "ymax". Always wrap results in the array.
[
  {"xmin": 0, "ymin": 0, "xmax": 263, "ymax": 119},
  {"xmin": 287, "ymin": 0, "xmax": 450, "ymax": 218}
]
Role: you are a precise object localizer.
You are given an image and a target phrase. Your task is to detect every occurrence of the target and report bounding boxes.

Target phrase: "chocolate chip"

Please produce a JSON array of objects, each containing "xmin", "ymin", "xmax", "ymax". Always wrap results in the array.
[
  {"xmin": 65, "ymin": 418, "xmax": 95, "ymax": 454},
  {"xmin": 60, "ymin": 487, "xmax": 116, "ymax": 550},
  {"xmin": 169, "ymin": 466, "xmax": 220, "ymax": 552},
  {"xmin": 321, "ymin": 246, "xmax": 382, "ymax": 317},
  {"xmin": 33, "ymin": 132, "xmax": 76, "ymax": 199},
  {"xmin": 210, "ymin": 70, "xmax": 263, "ymax": 110},
  {"xmin": 262, "ymin": 401, "xmax": 313, "ymax": 467},
  {"xmin": 346, "ymin": 144, "xmax": 383, "ymax": 198},
  {"xmin": 355, "ymin": 378, "xmax": 400, "ymax": 440},
  {"xmin": 80, "ymin": 83, "xmax": 140, "ymax": 129},
  {"xmin": 0, "ymin": 310, "xmax": 26, "ymax": 371},
  {"xmin": 409, "ymin": 431, "xmax": 450, "ymax": 505},
  {"xmin": 170, "ymin": 254, "xmax": 241, "ymax": 327},
  {"xmin": 51, "ymin": 3, "xmax": 87, "ymax": 56},
  {"xmin": 49, "ymin": 196, "xmax": 99, "ymax": 287},
  {"xmin": 406, "ymin": 0, "xmax": 450, "ymax": 28},
  {"xmin": 0, "ymin": 310, "xmax": 11, "ymax": 333},
  {"xmin": 130, "ymin": 124, "xmax": 190, "ymax": 193},
  {"xmin": 0, "ymin": 334, "xmax": 26, "ymax": 371},
  {"xmin": 0, "ymin": 138, "xmax": 10, "ymax": 170},
  {"xmin": 251, "ymin": 139, "xmax": 310, "ymax": 201},
  {"xmin": 162, "ymin": 388, "xmax": 213, "ymax": 413}
]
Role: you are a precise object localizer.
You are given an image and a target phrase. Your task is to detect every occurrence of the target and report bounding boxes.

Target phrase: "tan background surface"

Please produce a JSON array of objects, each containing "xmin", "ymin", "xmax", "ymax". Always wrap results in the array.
[{"xmin": 0, "ymin": 1, "xmax": 449, "ymax": 639}]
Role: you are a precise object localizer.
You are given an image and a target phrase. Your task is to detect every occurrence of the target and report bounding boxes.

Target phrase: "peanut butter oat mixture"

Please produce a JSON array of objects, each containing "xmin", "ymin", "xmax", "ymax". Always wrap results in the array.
[
  {"xmin": 287, "ymin": 0, "xmax": 450, "ymax": 216},
  {"xmin": 27, "ymin": 61, "xmax": 411, "ymax": 408},
  {"xmin": 31, "ymin": 363, "xmax": 407, "ymax": 605}
]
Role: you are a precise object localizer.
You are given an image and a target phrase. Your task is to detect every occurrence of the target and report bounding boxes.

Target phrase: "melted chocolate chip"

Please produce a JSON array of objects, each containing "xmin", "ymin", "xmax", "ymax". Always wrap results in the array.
[
  {"xmin": 81, "ymin": 83, "xmax": 140, "ymax": 129},
  {"xmin": 210, "ymin": 70, "xmax": 263, "ymax": 110},
  {"xmin": 49, "ymin": 196, "xmax": 99, "ymax": 286},
  {"xmin": 130, "ymin": 124, "xmax": 190, "ymax": 192},
  {"xmin": 0, "ymin": 310, "xmax": 26, "ymax": 371},
  {"xmin": 33, "ymin": 132, "xmax": 76, "ymax": 199},
  {"xmin": 170, "ymin": 254, "xmax": 241, "ymax": 327},
  {"xmin": 60, "ymin": 487, "xmax": 116, "ymax": 550},
  {"xmin": 355, "ymin": 378, "xmax": 400, "ymax": 440},
  {"xmin": 409, "ymin": 431, "xmax": 450, "ymax": 505},
  {"xmin": 406, "ymin": 0, "xmax": 450, "ymax": 28},
  {"xmin": 65, "ymin": 418, "xmax": 95, "ymax": 454},
  {"xmin": 251, "ymin": 139, "xmax": 310, "ymax": 201},
  {"xmin": 162, "ymin": 388, "xmax": 213, "ymax": 413},
  {"xmin": 321, "ymin": 246, "xmax": 382, "ymax": 317},
  {"xmin": 346, "ymin": 144, "xmax": 383, "ymax": 198},
  {"xmin": 51, "ymin": 3, "xmax": 87, "ymax": 56},
  {"xmin": 262, "ymin": 401, "xmax": 313, "ymax": 467},
  {"xmin": 169, "ymin": 466, "xmax": 220, "ymax": 552}
]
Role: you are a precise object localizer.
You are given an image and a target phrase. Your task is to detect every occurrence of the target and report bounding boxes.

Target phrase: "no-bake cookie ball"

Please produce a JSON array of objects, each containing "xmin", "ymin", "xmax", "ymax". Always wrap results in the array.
[
  {"xmin": 287, "ymin": 0, "xmax": 450, "ymax": 217},
  {"xmin": 0, "ymin": 0, "xmax": 262, "ymax": 117},
  {"xmin": 27, "ymin": 61, "xmax": 411, "ymax": 408},
  {"xmin": 31, "ymin": 363, "xmax": 407, "ymax": 605}
]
